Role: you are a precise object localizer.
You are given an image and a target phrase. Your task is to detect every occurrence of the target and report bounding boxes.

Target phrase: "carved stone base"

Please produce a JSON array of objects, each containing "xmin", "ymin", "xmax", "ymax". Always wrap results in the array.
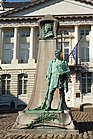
[{"xmin": 13, "ymin": 110, "xmax": 75, "ymax": 130}]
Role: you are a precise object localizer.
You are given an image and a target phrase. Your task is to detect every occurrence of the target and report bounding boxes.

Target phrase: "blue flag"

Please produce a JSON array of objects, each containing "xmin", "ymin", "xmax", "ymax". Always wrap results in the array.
[
  {"xmin": 71, "ymin": 36, "xmax": 82, "ymax": 65},
  {"xmin": 66, "ymin": 36, "xmax": 82, "ymax": 63},
  {"xmin": 72, "ymin": 44, "xmax": 78, "ymax": 65}
]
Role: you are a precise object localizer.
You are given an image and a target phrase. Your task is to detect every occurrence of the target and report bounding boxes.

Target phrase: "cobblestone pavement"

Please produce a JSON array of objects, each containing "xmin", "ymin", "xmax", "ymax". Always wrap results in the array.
[{"xmin": 0, "ymin": 111, "xmax": 93, "ymax": 138}]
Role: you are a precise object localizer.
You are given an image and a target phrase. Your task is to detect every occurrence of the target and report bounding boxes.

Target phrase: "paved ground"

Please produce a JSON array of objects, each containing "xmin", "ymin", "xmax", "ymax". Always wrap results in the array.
[{"xmin": 0, "ymin": 110, "xmax": 93, "ymax": 138}]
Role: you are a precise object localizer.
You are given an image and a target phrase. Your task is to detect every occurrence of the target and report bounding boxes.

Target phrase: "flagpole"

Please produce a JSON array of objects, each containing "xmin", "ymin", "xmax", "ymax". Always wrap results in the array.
[{"xmin": 61, "ymin": 32, "xmax": 62, "ymax": 52}]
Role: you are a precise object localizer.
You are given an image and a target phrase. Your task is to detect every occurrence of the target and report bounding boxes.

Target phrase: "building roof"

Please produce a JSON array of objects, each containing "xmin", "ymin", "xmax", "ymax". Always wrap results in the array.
[
  {"xmin": 2, "ymin": 0, "xmax": 93, "ymax": 8},
  {"xmin": 2, "ymin": 0, "xmax": 93, "ymax": 9},
  {"xmin": 2, "ymin": 1, "xmax": 31, "ymax": 8},
  {"xmin": 1, "ymin": 0, "xmax": 93, "ymax": 18}
]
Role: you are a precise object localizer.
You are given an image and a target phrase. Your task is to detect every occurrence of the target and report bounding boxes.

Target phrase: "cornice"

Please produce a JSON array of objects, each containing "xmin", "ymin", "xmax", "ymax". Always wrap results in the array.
[
  {"xmin": 0, "ymin": 14, "xmax": 93, "ymax": 21},
  {"xmin": 0, "ymin": 15, "xmax": 93, "ymax": 27}
]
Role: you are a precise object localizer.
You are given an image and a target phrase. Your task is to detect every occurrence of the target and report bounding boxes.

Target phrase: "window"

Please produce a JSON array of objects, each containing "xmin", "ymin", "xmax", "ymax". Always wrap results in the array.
[
  {"xmin": 20, "ymin": 43, "xmax": 30, "ymax": 63},
  {"xmin": 5, "ymin": 31, "xmax": 14, "ymax": 38},
  {"xmin": 3, "ymin": 43, "xmax": 13, "ymax": 64},
  {"xmin": 82, "ymin": 72, "xmax": 91, "ymax": 94},
  {"xmin": 80, "ymin": 41, "xmax": 89, "ymax": 62},
  {"xmin": 63, "ymin": 30, "xmax": 69, "ymax": 35},
  {"xmin": 64, "ymin": 42, "xmax": 69, "ymax": 61},
  {"xmin": 21, "ymin": 31, "xmax": 30, "ymax": 37},
  {"xmin": 57, "ymin": 41, "xmax": 69, "ymax": 61},
  {"xmin": 57, "ymin": 30, "xmax": 69, "ymax": 61},
  {"xmin": 1, "ymin": 74, "xmax": 11, "ymax": 95},
  {"xmin": 58, "ymin": 42, "xmax": 62, "ymax": 50},
  {"xmin": 80, "ymin": 29, "xmax": 89, "ymax": 36},
  {"xmin": 58, "ymin": 29, "xmax": 69, "ymax": 36},
  {"xmin": 18, "ymin": 74, "xmax": 28, "ymax": 95}
]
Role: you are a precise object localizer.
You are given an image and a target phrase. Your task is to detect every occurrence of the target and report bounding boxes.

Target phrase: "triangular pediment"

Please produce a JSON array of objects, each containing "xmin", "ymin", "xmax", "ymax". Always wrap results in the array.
[{"xmin": 1, "ymin": 0, "xmax": 93, "ymax": 17}]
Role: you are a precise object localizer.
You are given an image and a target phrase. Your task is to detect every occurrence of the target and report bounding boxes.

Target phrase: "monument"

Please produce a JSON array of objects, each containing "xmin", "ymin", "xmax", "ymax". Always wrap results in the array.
[{"xmin": 13, "ymin": 15, "xmax": 75, "ymax": 130}]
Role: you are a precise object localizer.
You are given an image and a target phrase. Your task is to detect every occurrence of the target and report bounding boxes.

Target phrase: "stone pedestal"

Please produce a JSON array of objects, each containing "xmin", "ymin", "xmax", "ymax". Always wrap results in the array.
[{"xmin": 13, "ymin": 110, "xmax": 75, "ymax": 130}]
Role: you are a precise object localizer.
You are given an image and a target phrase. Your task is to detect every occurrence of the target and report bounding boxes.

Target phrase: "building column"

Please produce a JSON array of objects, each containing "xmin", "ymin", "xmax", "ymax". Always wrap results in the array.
[
  {"xmin": 74, "ymin": 25, "xmax": 80, "ymax": 64},
  {"xmin": 28, "ymin": 27, "xmax": 35, "ymax": 64},
  {"xmin": 90, "ymin": 25, "xmax": 93, "ymax": 65},
  {"xmin": 12, "ymin": 27, "xmax": 18, "ymax": 64},
  {"xmin": 0, "ymin": 28, "xmax": 2, "ymax": 64},
  {"xmin": 30, "ymin": 27, "xmax": 34, "ymax": 59},
  {"xmin": 91, "ymin": 73, "xmax": 93, "ymax": 95}
]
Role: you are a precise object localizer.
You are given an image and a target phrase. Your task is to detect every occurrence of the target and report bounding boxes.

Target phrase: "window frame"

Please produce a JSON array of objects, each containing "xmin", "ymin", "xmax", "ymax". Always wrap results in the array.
[
  {"xmin": 80, "ymin": 41, "xmax": 89, "ymax": 62},
  {"xmin": 3, "ymin": 43, "xmax": 14, "ymax": 64},
  {"xmin": 57, "ymin": 29, "xmax": 70, "ymax": 61},
  {"xmin": 82, "ymin": 72, "xmax": 91, "ymax": 94},
  {"xmin": 20, "ymin": 43, "xmax": 30, "ymax": 63},
  {"xmin": 1, "ymin": 74, "xmax": 11, "ymax": 95},
  {"xmin": 18, "ymin": 74, "xmax": 28, "ymax": 95},
  {"xmin": 5, "ymin": 31, "xmax": 14, "ymax": 38}
]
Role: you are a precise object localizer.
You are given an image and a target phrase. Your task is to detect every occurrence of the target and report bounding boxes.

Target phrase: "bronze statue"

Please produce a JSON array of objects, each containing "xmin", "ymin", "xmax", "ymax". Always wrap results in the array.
[{"xmin": 45, "ymin": 50, "xmax": 70, "ymax": 111}]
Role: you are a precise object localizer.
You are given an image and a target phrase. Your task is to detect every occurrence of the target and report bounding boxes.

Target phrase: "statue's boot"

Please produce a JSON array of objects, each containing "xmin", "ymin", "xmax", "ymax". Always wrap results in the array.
[
  {"xmin": 58, "ymin": 98, "xmax": 70, "ymax": 112},
  {"xmin": 58, "ymin": 88, "xmax": 69, "ymax": 111},
  {"xmin": 45, "ymin": 90, "xmax": 54, "ymax": 111}
]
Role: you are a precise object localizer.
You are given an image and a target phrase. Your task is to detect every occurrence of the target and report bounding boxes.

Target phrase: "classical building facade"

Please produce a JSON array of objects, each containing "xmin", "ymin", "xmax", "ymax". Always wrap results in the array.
[{"xmin": 0, "ymin": 0, "xmax": 93, "ymax": 109}]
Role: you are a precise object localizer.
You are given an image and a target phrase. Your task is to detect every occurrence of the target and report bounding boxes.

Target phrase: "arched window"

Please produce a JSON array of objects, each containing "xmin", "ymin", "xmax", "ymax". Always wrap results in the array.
[
  {"xmin": 1, "ymin": 74, "xmax": 11, "ymax": 95},
  {"xmin": 18, "ymin": 74, "xmax": 28, "ymax": 95}
]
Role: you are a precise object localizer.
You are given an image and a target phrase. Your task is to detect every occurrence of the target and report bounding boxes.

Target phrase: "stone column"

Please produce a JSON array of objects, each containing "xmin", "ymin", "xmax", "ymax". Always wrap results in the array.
[
  {"xmin": 91, "ymin": 73, "xmax": 93, "ymax": 96},
  {"xmin": 28, "ymin": 27, "xmax": 35, "ymax": 64},
  {"xmin": 90, "ymin": 25, "xmax": 93, "ymax": 65},
  {"xmin": 74, "ymin": 25, "xmax": 80, "ymax": 64},
  {"xmin": 12, "ymin": 27, "xmax": 18, "ymax": 64},
  {"xmin": 0, "ymin": 28, "xmax": 2, "ymax": 64}
]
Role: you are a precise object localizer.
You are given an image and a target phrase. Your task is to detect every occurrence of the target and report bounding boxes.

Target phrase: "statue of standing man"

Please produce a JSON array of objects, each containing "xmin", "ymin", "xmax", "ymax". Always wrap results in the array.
[{"xmin": 45, "ymin": 50, "xmax": 70, "ymax": 111}]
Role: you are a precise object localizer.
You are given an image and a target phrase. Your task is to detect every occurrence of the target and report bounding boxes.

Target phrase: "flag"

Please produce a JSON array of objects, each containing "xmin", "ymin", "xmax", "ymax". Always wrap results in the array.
[
  {"xmin": 66, "ymin": 36, "xmax": 82, "ymax": 63},
  {"xmin": 71, "ymin": 36, "xmax": 82, "ymax": 65},
  {"xmin": 72, "ymin": 44, "xmax": 78, "ymax": 65}
]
